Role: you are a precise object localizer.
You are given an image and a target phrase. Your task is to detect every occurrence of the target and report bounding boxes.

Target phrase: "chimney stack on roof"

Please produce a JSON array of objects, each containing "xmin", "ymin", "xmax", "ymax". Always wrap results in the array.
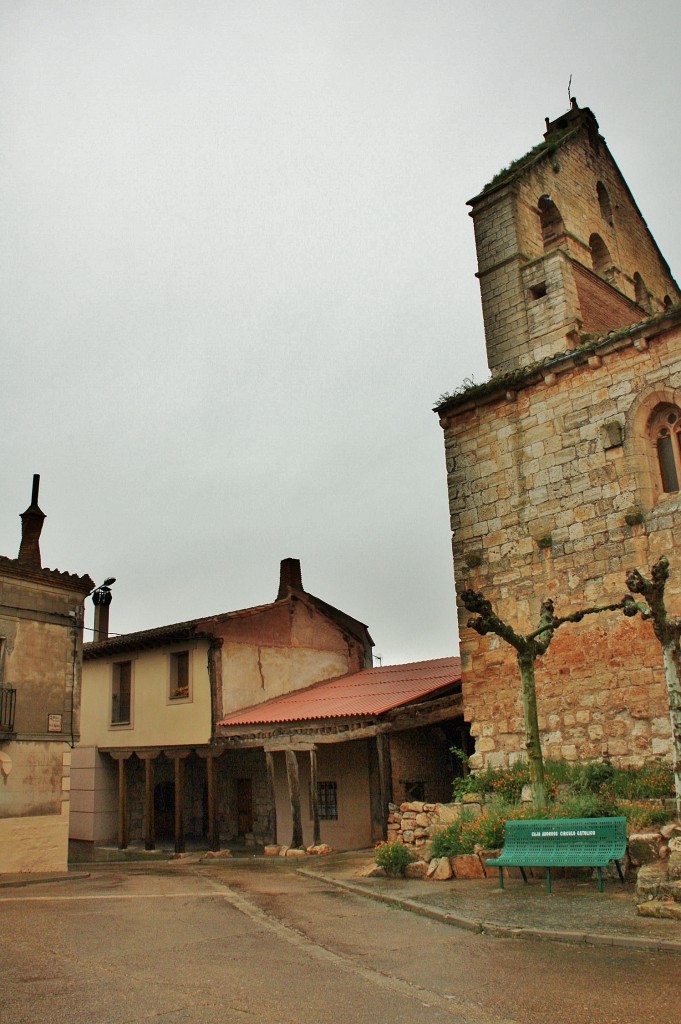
[
  {"xmin": 18, "ymin": 474, "xmax": 46, "ymax": 569},
  {"xmin": 277, "ymin": 557, "xmax": 303, "ymax": 600}
]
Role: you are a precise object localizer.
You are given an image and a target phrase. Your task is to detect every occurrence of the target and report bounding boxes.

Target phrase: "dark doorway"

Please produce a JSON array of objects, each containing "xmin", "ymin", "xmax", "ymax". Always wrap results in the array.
[
  {"xmin": 154, "ymin": 780, "xmax": 175, "ymax": 838},
  {"xmin": 236, "ymin": 778, "xmax": 253, "ymax": 835}
]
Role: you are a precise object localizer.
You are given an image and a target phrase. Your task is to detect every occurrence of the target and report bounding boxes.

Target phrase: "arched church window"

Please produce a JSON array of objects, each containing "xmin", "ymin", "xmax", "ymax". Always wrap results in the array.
[
  {"xmin": 634, "ymin": 272, "xmax": 650, "ymax": 310},
  {"xmin": 538, "ymin": 195, "xmax": 564, "ymax": 249},
  {"xmin": 650, "ymin": 405, "xmax": 681, "ymax": 494},
  {"xmin": 589, "ymin": 233, "xmax": 613, "ymax": 279},
  {"xmin": 596, "ymin": 181, "xmax": 613, "ymax": 223}
]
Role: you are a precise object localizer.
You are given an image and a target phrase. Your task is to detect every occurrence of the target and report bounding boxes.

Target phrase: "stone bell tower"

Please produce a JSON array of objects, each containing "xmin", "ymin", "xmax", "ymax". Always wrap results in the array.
[{"xmin": 468, "ymin": 99, "xmax": 680, "ymax": 376}]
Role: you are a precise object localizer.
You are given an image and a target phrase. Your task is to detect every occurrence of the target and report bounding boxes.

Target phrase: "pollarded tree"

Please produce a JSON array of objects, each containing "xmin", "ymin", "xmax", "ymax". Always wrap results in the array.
[
  {"xmin": 461, "ymin": 590, "xmax": 628, "ymax": 809},
  {"xmin": 623, "ymin": 556, "xmax": 681, "ymax": 818}
]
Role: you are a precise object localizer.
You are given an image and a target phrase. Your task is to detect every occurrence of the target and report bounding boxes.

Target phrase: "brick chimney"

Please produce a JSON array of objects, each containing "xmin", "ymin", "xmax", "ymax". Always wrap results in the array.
[
  {"xmin": 18, "ymin": 474, "xmax": 46, "ymax": 569},
  {"xmin": 277, "ymin": 557, "xmax": 303, "ymax": 600}
]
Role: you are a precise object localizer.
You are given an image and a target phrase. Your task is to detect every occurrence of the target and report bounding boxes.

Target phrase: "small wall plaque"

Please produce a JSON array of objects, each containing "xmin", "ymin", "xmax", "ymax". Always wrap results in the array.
[{"xmin": 48, "ymin": 714, "xmax": 62, "ymax": 733}]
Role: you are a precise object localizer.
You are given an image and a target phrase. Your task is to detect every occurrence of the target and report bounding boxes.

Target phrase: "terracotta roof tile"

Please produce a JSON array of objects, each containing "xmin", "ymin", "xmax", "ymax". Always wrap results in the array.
[{"xmin": 218, "ymin": 656, "xmax": 461, "ymax": 726}]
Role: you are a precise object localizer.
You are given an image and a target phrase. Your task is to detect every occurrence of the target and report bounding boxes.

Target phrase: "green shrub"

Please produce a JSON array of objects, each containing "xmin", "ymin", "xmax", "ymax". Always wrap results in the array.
[
  {"xmin": 607, "ymin": 761, "xmax": 674, "ymax": 800},
  {"xmin": 452, "ymin": 758, "xmax": 674, "ymax": 804},
  {"xmin": 549, "ymin": 792, "xmax": 618, "ymax": 819},
  {"xmin": 374, "ymin": 841, "xmax": 416, "ymax": 877},
  {"xmin": 431, "ymin": 806, "xmax": 536, "ymax": 857},
  {"xmin": 571, "ymin": 760, "xmax": 616, "ymax": 794},
  {"xmin": 453, "ymin": 761, "xmax": 530, "ymax": 802},
  {"xmin": 616, "ymin": 800, "xmax": 671, "ymax": 831}
]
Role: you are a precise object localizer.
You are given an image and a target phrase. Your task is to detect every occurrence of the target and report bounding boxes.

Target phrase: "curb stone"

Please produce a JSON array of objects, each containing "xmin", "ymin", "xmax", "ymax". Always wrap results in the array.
[
  {"xmin": 0, "ymin": 872, "xmax": 90, "ymax": 889},
  {"xmin": 296, "ymin": 868, "xmax": 681, "ymax": 956}
]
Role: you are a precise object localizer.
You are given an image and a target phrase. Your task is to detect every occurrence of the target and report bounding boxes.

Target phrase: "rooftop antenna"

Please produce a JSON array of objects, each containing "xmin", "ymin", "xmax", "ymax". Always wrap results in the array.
[{"xmin": 567, "ymin": 74, "xmax": 573, "ymax": 107}]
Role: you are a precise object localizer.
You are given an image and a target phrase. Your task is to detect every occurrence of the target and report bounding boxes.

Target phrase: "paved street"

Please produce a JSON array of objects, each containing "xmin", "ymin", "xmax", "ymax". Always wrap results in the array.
[{"xmin": 1, "ymin": 860, "xmax": 679, "ymax": 1024}]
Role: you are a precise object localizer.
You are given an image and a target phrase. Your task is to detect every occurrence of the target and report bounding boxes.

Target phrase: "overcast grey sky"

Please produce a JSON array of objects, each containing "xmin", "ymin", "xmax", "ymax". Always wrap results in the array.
[{"xmin": 2, "ymin": 1, "xmax": 680, "ymax": 664}]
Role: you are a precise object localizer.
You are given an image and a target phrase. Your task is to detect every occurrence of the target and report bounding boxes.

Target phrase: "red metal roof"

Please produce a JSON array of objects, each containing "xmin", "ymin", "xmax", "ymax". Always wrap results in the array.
[{"xmin": 218, "ymin": 656, "xmax": 461, "ymax": 726}]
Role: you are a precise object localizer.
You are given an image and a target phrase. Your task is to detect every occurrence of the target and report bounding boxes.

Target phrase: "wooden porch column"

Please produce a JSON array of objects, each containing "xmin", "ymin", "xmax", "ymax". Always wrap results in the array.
[
  {"xmin": 207, "ymin": 754, "xmax": 220, "ymax": 851},
  {"xmin": 117, "ymin": 756, "xmax": 129, "ymax": 850},
  {"xmin": 285, "ymin": 749, "xmax": 303, "ymax": 849},
  {"xmin": 376, "ymin": 732, "xmax": 392, "ymax": 841},
  {"xmin": 265, "ymin": 751, "xmax": 277, "ymax": 846},
  {"xmin": 309, "ymin": 748, "xmax": 320, "ymax": 846},
  {"xmin": 174, "ymin": 755, "xmax": 185, "ymax": 854},
  {"xmin": 143, "ymin": 755, "xmax": 156, "ymax": 851}
]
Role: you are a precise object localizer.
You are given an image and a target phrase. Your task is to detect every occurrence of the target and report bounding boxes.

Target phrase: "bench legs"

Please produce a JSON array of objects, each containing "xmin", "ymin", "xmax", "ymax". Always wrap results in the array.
[
  {"xmin": 497, "ymin": 866, "xmax": 528, "ymax": 889},
  {"xmin": 499, "ymin": 863, "xmax": 621, "ymax": 893}
]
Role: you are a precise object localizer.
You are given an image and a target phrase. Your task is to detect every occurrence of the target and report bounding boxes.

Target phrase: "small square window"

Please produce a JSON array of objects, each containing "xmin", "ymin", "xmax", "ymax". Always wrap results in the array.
[
  {"xmin": 403, "ymin": 781, "xmax": 425, "ymax": 802},
  {"xmin": 530, "ymin": 283, "xmax": 547, "ymax": 300},
  {"xmin": 111, "ymin": 661, "xmax": 132, "ymax": 725},
  {"xmin": 169, "ymin": 650, "xmax": 190, "ymax": 701}
]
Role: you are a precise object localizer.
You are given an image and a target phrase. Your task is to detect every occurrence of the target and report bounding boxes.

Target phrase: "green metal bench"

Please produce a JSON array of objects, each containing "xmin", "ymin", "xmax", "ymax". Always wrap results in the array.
[{"xmin": 486, "ymin": 817, "xmax": 627, "ymax": 893}]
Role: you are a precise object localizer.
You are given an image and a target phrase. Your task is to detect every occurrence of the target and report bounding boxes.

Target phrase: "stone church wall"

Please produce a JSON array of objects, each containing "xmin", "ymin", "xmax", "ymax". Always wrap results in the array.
[{"xmin": 438, "ymin": 317, "xmax": 681, "ymax": 770}]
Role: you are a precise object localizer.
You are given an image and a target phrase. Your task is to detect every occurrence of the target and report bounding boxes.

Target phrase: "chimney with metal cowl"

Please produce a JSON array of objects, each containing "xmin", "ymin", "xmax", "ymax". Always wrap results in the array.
[
  {"xmin": 277, "ymin": 557, "xmax": 303, "ymax": 600},
  {"xmin": 18, "ymin": 474, "xmax": 46, "ymax": 569},
  {"xmin": 92, "ymin": 578, "xmax": 116, "ymax": 641}
]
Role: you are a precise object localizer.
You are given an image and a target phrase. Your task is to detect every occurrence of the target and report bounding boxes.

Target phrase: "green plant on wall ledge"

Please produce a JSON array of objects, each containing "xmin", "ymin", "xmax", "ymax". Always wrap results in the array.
[
  {"xmin": 536, "ymin": 534, "xmax": 553, "ymax": 550},
  {"xmin": 465, "ymin": 552, "xmax": 483, "ymax": 569},
  {"xmin": 625, "ymin": 508, "xmax": 644, "ymax": 527}
]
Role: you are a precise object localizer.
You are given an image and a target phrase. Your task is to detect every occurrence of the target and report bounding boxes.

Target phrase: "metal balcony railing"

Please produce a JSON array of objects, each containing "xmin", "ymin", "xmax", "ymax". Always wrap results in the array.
[{"xmin": 0, "ymin": 686, "xmax": 16, "ymax": 733}]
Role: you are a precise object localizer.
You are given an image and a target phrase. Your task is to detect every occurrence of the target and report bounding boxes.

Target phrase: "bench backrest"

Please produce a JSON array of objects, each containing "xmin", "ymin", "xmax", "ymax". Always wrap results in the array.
[{"xmin": 503, "ymin": 817, "xmax": 627, "ymax": 865}]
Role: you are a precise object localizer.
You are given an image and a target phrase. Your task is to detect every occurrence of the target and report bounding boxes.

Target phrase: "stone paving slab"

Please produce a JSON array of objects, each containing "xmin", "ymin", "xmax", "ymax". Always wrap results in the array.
[{"xmin": 299, "ymin": 850, "xmax": 681, "ymax": 955}]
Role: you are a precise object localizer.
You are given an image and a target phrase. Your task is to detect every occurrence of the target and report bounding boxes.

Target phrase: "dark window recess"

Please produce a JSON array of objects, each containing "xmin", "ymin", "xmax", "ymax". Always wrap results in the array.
[
  {"xmin": 403, "ymin": 781, "xmax": 425, "ymax": 802},
  {"xmin": 658, "ymin": 433, "xmax": 679, "ymax": 493},
  {"xmin": 317, "ymin": 782, "xmax": 338, "ymax": 820},
  {"xmin": 530, "ymin": 283, "xmax": 547, "ymax": 300},
  {"xmin": 112, "ymin": 661, "xmax": 132, "ymax": 724},
  {"xmin": 170, "ymin": 650, "xmax": 190, "ymax": 699}
]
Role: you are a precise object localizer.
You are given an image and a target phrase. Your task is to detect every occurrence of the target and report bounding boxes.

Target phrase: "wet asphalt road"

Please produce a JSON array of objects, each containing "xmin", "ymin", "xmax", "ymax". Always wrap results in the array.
[{"xmin": 0, "ymin": 860, "xmax": 679, "ymax": 1024}]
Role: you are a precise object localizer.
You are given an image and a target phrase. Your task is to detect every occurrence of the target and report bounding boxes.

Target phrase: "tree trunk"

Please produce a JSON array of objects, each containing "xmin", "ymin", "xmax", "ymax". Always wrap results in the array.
[
  {"xmin": 518, "ymin": 652, "xmax": 547, "ymax": 810},
  {"xmin": 662, "ymin": 640, "xmax": 681, "ymax": 819}
]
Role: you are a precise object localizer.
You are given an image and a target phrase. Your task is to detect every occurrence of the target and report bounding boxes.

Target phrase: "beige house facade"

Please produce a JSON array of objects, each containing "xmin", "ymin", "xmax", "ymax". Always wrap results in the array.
[
  {"xmin": 0, "ymin": 477, "xmax": 92, "ymax": 872},
  {"xmin": 70, "ymin": 559, "xmax": 375, "ymax": 853},
  {"xmin": 436, "ymin": 101, "xmax": 681, "ymax": 771}
]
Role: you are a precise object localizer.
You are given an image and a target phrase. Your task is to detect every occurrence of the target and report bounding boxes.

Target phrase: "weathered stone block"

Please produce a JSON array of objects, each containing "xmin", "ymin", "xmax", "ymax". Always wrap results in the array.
[
  {"xmin": 628, "ymin": 833, "xmax": 663, "ymax": 866},
  {"xmin": 636, "ymin": 900, "xmax": 681, "ymax": 920},
  {"xmin": 450, "ymin": 854, "xmax": 486, "ymax": 879},
  {"xmin": 404, "ymin": 861, "xmax": 428, "ymax": 879},
  {"xmin": 429, "ymin": 857, "xmax": 453, "ymax": 881}
]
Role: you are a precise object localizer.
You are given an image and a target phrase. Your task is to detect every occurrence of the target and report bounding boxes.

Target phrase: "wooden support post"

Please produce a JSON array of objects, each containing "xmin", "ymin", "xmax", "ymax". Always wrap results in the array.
[
  {"xmin": 144, "ymin": 756, "xmax": 155, "ymax": 851},
  {"xmin": 207, "ymin": 754, "xmax": 219, "ymax": 852},
  {"xmin": 174, "ymin": 755, "xmax": 185, "ymax": 854},
  {"xmin": 309, "ymin": 748, "xmax": 320, "ymax": 846},
  {"xmin": 285, "ymin": 749, "xmax": 303, "ymax": 849},
  {"xmin": 376, "ymin": 733, "xmax": 392, "ymax": 842},
  {"xmin": 117, "ymin": 757, "xmax": 128, "ymax": 850},
  {"xmin": 265, "ymin": 751, "xmax": 277, "ymax": 845}
]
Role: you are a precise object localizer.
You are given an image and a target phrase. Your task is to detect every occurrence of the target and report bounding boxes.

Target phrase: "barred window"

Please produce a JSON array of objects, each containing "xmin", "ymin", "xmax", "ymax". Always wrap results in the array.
[{"xmin": 317, "ymin": 781, "xmax": 338, "ymax": 820}]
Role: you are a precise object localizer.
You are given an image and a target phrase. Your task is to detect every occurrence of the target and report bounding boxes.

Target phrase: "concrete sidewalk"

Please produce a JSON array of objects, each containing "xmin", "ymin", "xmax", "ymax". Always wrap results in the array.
[{"xmin": 298, "ymin": 850, "xmax": 681, "ymax": 955}]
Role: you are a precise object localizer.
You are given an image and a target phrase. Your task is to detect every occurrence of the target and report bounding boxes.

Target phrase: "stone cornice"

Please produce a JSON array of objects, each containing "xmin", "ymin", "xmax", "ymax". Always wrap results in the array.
[{"xmin": 435, "ymin": 306, "xmax": 681, "ymax": 424}]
